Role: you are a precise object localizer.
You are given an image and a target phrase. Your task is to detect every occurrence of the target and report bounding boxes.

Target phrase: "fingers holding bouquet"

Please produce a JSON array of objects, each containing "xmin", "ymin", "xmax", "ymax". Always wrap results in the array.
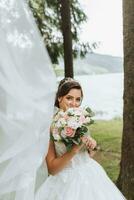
[
  {"xmin": 81, "ymin": 135, "xmax": 97, "ymax": 151},
  {"xmin": 72, "ymin": 135, "xmax": 97, "ymax": 154}
]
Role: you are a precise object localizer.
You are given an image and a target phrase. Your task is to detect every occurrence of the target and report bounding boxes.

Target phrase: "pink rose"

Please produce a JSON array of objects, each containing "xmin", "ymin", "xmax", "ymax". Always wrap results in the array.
[{"xmin": 65, "ymin": 127, "xmax": 75, "ymax": 137}]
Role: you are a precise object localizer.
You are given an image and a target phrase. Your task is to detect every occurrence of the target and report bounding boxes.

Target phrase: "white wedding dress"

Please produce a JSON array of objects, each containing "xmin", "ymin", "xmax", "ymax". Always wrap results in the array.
[
  {"xmin": 0, "ymin": 1, "xmax": 127, "ymax": 200},
  {"xmin": 35, "ymin": 140, "xmax": 126, "ymax": 200}
]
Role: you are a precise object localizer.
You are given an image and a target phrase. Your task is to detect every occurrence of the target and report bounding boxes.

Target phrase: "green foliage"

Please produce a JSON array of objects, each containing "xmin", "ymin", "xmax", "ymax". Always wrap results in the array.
[{"xmin": 29, "ymin": 0, "xmax": 95, "ymax": 64}]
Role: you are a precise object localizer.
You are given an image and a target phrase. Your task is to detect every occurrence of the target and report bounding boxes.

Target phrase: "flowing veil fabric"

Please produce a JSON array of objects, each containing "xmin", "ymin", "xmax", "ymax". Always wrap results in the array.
[{"xmin": 0, "ymin": 0, "xmax": 56, "ymax": 199}]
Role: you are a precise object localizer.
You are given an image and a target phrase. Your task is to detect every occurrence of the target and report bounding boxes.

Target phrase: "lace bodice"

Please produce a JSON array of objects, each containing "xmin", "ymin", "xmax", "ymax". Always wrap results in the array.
[{"xmin": 54, "ymin": 141, "xmax": 90, "ymax": 170}]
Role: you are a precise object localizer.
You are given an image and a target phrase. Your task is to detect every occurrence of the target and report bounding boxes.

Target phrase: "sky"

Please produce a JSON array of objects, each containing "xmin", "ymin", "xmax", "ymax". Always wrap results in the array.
[{"xmin": 79, "ymin": 0, "xmax": 123, "ymax": 57}]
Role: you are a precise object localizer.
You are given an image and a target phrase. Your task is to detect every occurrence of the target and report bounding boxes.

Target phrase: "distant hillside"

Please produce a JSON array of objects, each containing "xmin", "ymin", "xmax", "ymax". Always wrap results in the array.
[
  {"xmin": 74, "ymin": 53, "xmax": 123, "ymax": 75},
  {"xmin": 55, "ymin": 53, "xmax": 123, "ymax": 76}
]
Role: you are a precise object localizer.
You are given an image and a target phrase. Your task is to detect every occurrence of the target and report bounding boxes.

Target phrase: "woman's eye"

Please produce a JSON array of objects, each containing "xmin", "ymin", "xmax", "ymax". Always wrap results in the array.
[
  {"xmin": 66, "ymin": 97, "xmax": 72, "ymax": 100},
  {"xmin": 76, "ymin": 98, "xmax": 81, "ymax": 102}
]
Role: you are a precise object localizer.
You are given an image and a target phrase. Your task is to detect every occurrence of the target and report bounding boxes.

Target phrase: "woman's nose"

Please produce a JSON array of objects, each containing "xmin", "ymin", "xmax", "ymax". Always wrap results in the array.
[{"xmin": 70, "ymin": 100, "xmax": 77, "ymax": 107}]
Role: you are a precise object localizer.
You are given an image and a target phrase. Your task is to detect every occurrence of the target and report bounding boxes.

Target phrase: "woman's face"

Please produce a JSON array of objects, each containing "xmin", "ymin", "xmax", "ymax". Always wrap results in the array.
[{"xmin": 58, "ymin": 88, "xmax": 82, "ymax": 111}]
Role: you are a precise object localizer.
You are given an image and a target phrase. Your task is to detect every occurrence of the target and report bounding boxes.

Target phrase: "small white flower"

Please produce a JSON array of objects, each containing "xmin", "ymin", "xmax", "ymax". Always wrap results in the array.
[
  {"xmin": 66, "ymin": 108, "xmax": 74, "ymax": 115},
  {"xmin": 56, "ymin": 118, "xmax": 66, "ymax": 127},
  {"xmin": 58, "ymin": 110, "xmax": 65, "ymax": 117},
  {"xmin": 67, "ymin": 117, "xmax": 80, "ymax": 129},
  {"xmin": 85, "ymin": 117, "xmax": 91, "ymax": 123},
  {"xmin": 61, "ymin": 130, "xmax": 67, "ymax": 138},
  {"xmin": 53, "ymin": 133, "xmax": 61, "ymax": 141},
  {"xmin": 83, "ymin": 109, "xmax": 89, "ymax": 116}
]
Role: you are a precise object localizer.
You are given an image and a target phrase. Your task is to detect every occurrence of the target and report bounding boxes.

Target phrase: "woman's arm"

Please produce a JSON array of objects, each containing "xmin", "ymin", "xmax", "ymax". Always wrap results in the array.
[{"xmin": 46, "ymin": 141, "xmax": 84, "ymax": 175}]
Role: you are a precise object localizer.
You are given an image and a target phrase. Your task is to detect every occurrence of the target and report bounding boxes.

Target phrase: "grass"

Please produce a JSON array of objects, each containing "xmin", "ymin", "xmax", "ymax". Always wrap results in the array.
[{"xmin": 89, "ymin": 118, "xmax": 123, "ymax": 182}]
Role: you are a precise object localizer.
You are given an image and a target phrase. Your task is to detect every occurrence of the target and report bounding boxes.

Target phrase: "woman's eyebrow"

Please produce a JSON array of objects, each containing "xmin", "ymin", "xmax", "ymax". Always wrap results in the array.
[
  {"xmin": 67, "ymin": 95, "xmax": 81, "ymax": 98},
  {"xmin": 67, "ymin": 95, "xmax": 73, "ymax": 97}
]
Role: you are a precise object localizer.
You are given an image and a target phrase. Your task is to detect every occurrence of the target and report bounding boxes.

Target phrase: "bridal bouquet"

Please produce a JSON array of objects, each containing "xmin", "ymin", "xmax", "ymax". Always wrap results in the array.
[{"xmin": 51, "ymin": 107, "xmax": 94, "ymax": 151}]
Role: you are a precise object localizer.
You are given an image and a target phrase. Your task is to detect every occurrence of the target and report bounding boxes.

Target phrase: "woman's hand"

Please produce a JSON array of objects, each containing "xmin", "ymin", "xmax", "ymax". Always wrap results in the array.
[
  {"xmin": 81, "ymin": 135, "xmax": 97, "ymax": 150},
  {"xmin": 70, "ymin": 136, "xmax": 97, "ymax": 155},
  {"xmin": 71, "ymin": 143, "xmax": 85, "ymax": 154}
]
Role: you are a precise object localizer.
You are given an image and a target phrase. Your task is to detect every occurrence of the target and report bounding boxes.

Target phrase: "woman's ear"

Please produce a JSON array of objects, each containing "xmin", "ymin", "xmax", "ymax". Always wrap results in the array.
[{"xmin": 58, "ymin": 97, "xmax": 62, "ymax": 103}]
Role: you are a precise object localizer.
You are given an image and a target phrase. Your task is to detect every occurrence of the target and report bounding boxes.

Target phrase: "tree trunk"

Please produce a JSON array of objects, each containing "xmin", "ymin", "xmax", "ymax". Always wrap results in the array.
[
  {"xmin": 60, "ymin": 0, "xmax": 74, "ymax": 78},
  {"xmin": 117, "ymin": 1, "xmax": 134, "ymax": 199}
]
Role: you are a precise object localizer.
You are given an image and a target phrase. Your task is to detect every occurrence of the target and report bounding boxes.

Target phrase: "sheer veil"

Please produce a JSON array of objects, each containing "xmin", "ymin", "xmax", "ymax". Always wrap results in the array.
[{"xmin": 0, "ymin": 0, "xmax": 56, "ymax": 199}]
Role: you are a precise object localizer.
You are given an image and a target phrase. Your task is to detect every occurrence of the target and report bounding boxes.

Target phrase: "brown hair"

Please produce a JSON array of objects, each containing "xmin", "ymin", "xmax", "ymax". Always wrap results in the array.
[{"xmin": 55, "ymin": 77, "xmax": 83, "ymax": 108}]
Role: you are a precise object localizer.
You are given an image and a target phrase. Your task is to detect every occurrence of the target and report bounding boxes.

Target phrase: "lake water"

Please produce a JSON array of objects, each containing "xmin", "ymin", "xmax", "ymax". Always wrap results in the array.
[{"xmin": 58, "ymin": 73, "xmax": 124, "ymax": 120}]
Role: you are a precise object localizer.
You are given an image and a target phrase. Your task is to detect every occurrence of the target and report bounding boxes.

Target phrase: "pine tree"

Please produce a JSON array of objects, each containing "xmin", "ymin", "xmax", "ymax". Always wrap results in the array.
[{"xmin": 29, "ymin": 0, "xmax": 92, "ymax": 67}]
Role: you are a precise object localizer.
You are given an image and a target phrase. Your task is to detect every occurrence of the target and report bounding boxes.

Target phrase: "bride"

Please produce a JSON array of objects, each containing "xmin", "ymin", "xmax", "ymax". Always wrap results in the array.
[
  {"xmin": 35, "ymin": 77, "xmax": 126, "ymax": 200},
  {"xmin": 0, "ymin": 0, "xmax": 126, "ymax": 199}
]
